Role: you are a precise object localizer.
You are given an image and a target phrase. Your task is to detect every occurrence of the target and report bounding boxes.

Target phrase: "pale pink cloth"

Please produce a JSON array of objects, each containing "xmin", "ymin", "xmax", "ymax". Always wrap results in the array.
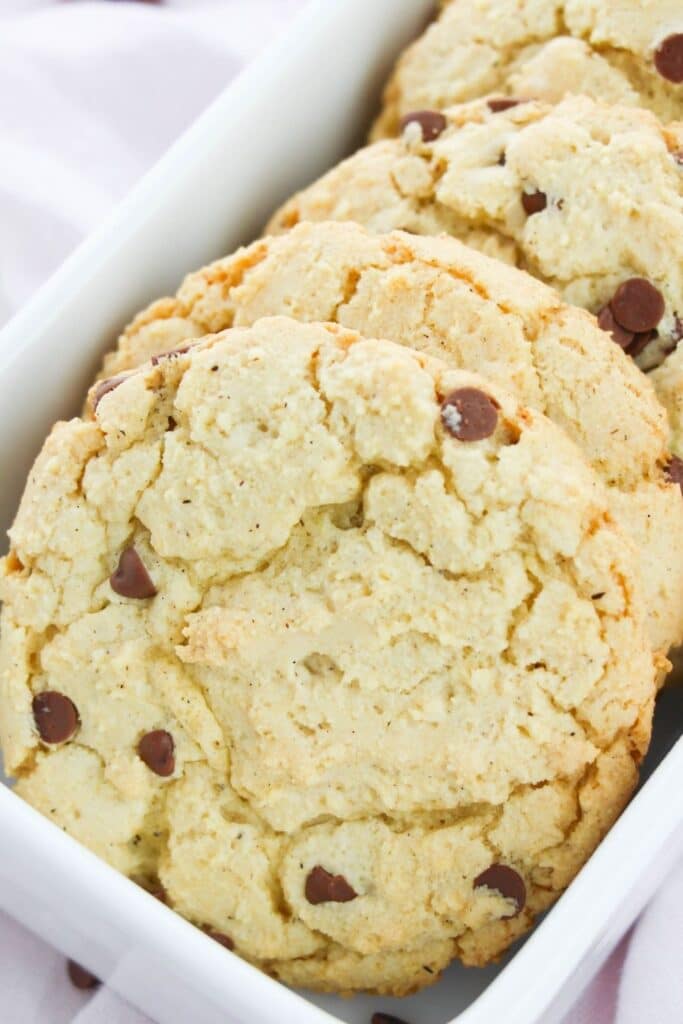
[{"xmin": 0, "ymin": 3, "xmax": 680, "ymax": 1022}]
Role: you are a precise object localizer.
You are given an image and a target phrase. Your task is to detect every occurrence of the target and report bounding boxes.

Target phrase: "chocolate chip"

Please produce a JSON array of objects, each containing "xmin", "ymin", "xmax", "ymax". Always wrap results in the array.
[
  {"xmin": 138, "ymin": 730, "xmax": 175, "ymax": 777},
  {"xmin": 487, "ymin": 97, "xmax": 523, "ymax": 112},
  {"xmin": 372, "ymin": 1015, "xmax": 411, "ymax": 1024},
  {"xmin": 305, "ymin": 866, "xmax": 358, "ymax": 905},
  {"xmin": 204, "ymin": 927, "xmax": 235, "ymax": 951},
  {"xmin": 110, "ymin": 547, "xmax": 157, "ymax": 599},
  {"xmin": 598, "ymin": 299, "xmax": 662, "ymax": 360},
  {"xmin": 93, "ymin": 375, "xmax": 126, "ymax": 411},
  {"xmin": 400, "ymin": 110, "xmax": 448, "ymax": 142},
  {"xmin": 626, "ymin": 329, "xmax": 657, "ymax": 359},
  {"xmin": 441, "ymin": 388, "xmax": 499, "ymax": 441},
  {"xmin": 610, "ymin": 278, "xmax": 665, "ymax": 333},
  {"xmin": 32, "ymin": 692, "xmax": 79, "ymax": 745},
  {"xmin": 654, "ymin": 33, "xmax": 683, "ymax": 83},
  {"xmin": 666, "ymin": 456, "xmax": 683, "ymax": 493},
  {"xmin": 151, "ymin": 344, "xmax": 193, "ymax": 365},
  {"xmin": 167, "ymin": 416, "xmax": 177, "ymax": 431},
  {"xmin": 67, "ymin": 960, "xmax": 100, "ymax": 990},
  {"xmin": 675, "ymin": 150, "xmax": 683, "ymax": 168},
  {"xmin": 521, "ymin": 190, "xmax": 547, "ymax": 215},
  {"xmin": 474, "ymin": 864, "xmax": 526, "ymax": 917},
  {"xmin": 597, "ymin": 304, "xmax": 634, "ymax": 350}
]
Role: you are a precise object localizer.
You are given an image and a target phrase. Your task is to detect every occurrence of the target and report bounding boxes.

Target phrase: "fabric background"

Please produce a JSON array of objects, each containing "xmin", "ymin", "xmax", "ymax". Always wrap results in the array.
[{"xmin": 0, "ymin": 2, "xmax": 680, "ymax": 1021}]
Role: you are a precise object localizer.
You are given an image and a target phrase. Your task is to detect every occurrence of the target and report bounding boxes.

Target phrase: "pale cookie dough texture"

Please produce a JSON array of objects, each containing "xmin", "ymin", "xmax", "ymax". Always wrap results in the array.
[
  {"xmin": 652, "ymin": 346, "xmax": 683, "ymax": 458},
  {"xmin": 0, "ymin": 318, "xmax": 656, "ymax": 993},
  {"xmin": 98, "ymin": 222, "xmax": 683, "ymax": 658},
  {"xmin": 371, "ymin": 0, "xmax": 683, "ymax": 138},
  {"xmin": 269, "ymin": 96, "xmax": 683, "ymax": 376}
]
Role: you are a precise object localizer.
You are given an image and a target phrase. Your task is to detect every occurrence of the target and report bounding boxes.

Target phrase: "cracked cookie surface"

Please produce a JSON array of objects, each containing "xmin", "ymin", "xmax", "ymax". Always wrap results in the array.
[
  {"xmin": 371, "ymin": 0, "xmax": 683, "ymax": 139},
  {"xmin": 96, "ymin": 223, "xmax": 683, "ymax": 657},
  {"xmin": 269, "ymin": 96, "xmax": 683, "ymax": 379},
  {"xmin": 1, "ymin": 318, "xmax": 654, "ymax": 993}
]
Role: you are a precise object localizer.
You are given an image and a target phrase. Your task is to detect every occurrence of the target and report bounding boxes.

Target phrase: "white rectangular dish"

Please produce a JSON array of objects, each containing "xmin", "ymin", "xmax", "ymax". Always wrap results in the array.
[{"xmin": 0, "ymin": 2, "xmax": 681, "ymax": 1022}]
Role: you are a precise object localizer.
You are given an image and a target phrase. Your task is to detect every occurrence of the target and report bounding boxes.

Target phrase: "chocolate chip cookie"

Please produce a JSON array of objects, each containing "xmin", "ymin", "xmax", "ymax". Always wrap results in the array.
[
  {"xmin": 94, "ymin": 222, "xmax": 683, "ymax": 658},
  {"xmin": 372, "ymin": 0, "xmax": 683, "ymax": 139},
  {"xmin": 269, "ymin": 96, "xmax": 683, "ymax": 377},
  {"xmin": 0, "ymin": 318, "xmax": 655, "ymax": 994}
]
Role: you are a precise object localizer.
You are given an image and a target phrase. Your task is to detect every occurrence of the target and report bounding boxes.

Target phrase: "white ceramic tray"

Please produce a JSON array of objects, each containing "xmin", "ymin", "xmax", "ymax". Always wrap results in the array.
[{"xmin": 0, "ymin": 2, "xmax": 681, "ymax": 1022}]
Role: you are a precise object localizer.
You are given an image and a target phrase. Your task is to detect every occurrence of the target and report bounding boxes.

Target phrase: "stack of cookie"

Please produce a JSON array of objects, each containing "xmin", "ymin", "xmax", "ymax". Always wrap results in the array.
[{"xmin": 1, "ymin": 0, "xmax": 681, "ymax": 1003}]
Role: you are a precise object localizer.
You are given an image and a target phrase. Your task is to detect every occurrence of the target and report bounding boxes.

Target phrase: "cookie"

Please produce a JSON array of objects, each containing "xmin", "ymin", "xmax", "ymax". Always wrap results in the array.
[
  {"xmin": 96, "ymin": 222, "xmax": 683, "ymax": 657},
  {"xmin": 1, "ymin": 317, "xmax": 655, "ymax": 994},
  {"xmin": 371, "ymin": 0, "xmax": 683, "ymax": 139},
  {"xmin": 269, "ymin": 96, "xmax": 683, "ymax": 375},
  {"xmin": 651, "ymin": 345, "xmax": 683, "ymax": 463}
]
